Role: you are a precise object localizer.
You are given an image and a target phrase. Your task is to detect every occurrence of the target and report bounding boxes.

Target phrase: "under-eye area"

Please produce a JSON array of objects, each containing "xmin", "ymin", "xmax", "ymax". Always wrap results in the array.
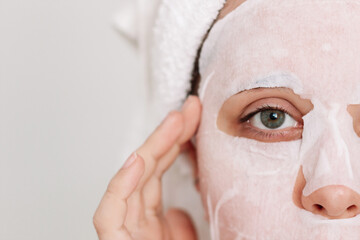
[{"xmin": 217, "ymin": 87, "xmax": 314, "ymax": 142}]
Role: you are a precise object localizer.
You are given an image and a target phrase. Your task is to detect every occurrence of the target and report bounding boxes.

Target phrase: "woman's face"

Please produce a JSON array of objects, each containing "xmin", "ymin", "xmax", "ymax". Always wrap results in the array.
[{"xmin": 196, "ymin": 0, "xmax": 360, "ymax": 239}]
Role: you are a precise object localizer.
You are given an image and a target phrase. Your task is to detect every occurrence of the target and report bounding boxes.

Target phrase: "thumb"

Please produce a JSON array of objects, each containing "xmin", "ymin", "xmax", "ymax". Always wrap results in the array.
[{"xmin": 165, "ymin": 208, "xmax": 197, "ymax": 240}]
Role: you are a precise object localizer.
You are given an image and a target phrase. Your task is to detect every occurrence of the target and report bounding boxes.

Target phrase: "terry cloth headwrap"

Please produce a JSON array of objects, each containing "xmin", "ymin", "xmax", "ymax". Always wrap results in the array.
[
  {"xmin": 115, "ymin": 0, "xmax": 226, "ymax": 120},
  {"xmin": 115, "ymin": 1, "xmax": 226, "ymax": 239}
]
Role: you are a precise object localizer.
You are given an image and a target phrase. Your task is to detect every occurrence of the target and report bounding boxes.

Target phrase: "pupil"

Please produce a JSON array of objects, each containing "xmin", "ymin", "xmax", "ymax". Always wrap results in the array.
[
  {"xmin": 269, "ymin": 113, "xmax": 278, "ymax": 120},
  {"xmin": 260, "ymin": 110, "xmax": 285, "ymax": 129}
]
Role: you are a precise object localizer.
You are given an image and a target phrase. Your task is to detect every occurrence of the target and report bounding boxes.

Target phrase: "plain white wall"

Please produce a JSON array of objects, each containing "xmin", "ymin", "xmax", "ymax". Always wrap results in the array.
[{"xmin": 0, "ymin": 0, "xmax": 145, "ymax": 239}]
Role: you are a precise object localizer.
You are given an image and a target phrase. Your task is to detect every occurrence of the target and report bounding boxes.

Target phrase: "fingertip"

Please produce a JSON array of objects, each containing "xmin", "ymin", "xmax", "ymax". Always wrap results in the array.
[
  {"xmin": 167, "ymin": 110, "xmax": 185, "ymax": 126},
  {"xmin": 184, "ymin": 96, "xmax": 202, "ymax": 121},
  {"xmin": 191, "ymin": 96, "xmax": 202, "ymax": 116},
  {"xmin": 140, "ymin": 110, "xmax": 185, "ymax": 160},
  {"xmin": 182, "ymin": 95, "xmax": 201, "ymax": 112},
  {"xmin": 158, "ymin": 110, "xmax": 185, "ymax": 144},
  {"xmin": 189, "ymin": 95, "xmax": 201, "ymax": 107},
  {"xmin": 179, "ymin": 96, "xmax": 202, "ymax": 143}
]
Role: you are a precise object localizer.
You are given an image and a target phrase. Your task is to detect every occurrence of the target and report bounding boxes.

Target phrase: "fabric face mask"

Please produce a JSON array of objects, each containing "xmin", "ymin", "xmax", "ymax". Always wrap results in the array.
[{"xmin": 196, "ymin": 1, "xmax": 360, "ymax": 239}]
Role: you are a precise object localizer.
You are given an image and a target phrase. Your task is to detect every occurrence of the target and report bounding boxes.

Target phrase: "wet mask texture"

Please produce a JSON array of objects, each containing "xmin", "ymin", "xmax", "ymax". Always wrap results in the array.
[{"xmin": 196, "ymin": 0, "xmax": 360, "ymax": 239}]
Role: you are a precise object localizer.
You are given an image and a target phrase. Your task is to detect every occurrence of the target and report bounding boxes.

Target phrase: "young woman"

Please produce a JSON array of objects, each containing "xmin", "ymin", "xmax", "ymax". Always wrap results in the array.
[{"xmin": 94, "ymin": 0, "xmax": 360, "ymax": 239}]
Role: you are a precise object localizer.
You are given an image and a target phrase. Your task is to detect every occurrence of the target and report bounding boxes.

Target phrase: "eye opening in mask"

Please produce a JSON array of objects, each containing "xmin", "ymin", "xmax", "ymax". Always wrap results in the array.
[
  {"xmin": 239, "ymin": 104, "xmax": 300, "ymax": 129},
  {"xmin": 238, "ymin": 103, "xmax": 303, "ymax": 142},
  {"xmin": 217, "ymin": 87, "xmax": 314, "ymax": 143}
]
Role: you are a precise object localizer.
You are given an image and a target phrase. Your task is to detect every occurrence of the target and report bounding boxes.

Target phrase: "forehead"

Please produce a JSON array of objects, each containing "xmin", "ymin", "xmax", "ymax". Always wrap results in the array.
[{"xmin": 200, "ymin": 0, "xmax": 360, "ymax": 104}]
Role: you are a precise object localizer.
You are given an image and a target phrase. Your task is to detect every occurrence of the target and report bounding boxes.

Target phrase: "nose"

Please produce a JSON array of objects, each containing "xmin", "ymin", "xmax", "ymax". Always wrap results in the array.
[
  {"xmin": 301, "ymin": 185, "xmax": 360, "ymax": 219},
  {"xmin": 293, "ymin": 167, "xmax": 360, "ymax": 219}
]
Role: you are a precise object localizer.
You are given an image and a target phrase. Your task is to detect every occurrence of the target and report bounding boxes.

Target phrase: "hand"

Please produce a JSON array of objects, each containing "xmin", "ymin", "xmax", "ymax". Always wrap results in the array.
[{"xmin": 93, "ymin": 96, "xmax": 202, "ymax": 240}]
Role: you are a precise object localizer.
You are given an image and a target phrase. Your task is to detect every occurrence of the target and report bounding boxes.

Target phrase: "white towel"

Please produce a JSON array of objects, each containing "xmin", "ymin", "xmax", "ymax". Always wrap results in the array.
[
  {"xmin": 115, "ymin": 0, "xmax": 225, "ymax": 118},
  {"xmin": 115, "ymin": 1, "xmax": 226, "ymax": 239}
]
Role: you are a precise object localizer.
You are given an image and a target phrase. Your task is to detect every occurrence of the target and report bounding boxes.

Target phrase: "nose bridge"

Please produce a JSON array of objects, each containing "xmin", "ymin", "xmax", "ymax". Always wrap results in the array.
[
  {"xmin": 324, "ymin": 104, "xmax": 353, "ymax": 178},
  {"xmin": 301, "ymin": 101, "xmax": 355, "ymax": 197}
]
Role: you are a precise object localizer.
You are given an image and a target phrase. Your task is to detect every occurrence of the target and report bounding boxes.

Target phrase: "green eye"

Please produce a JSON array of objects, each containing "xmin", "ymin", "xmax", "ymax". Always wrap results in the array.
[
  {"xmin": 250, "ymin": 109, "xmax": 297, "ymax": 130},
  {"xmin": 260, "ymin": 110, "xmax": 286, "ymax": 129}
]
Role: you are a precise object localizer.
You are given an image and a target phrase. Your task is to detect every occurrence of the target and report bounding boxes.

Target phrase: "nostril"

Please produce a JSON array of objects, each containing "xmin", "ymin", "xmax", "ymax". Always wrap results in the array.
[
  {"xmin": 301, "ymin": 185, "xmax": 360, "ymax": 219},
  {"xmin": 313, "ymin": 204, "xmax": 323, "ymax": 211},
  {"xmin": 347, "ymin": 205, "xmax": 357, "ymax": 212},
  {"xmin": 346, "ymin": 205, "xmax": 359, "ymax": 218}
]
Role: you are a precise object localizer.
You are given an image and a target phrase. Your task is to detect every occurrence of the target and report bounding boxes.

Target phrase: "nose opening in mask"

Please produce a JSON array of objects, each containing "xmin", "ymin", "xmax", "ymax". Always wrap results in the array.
[
  {"xmin": 293, "ymin": 101, "xmax": 360, "ymax": 219},
  {"xmin": 302, "ymin": 184, "xmax": 360, "ymax": 219},
  {"xmin": 293, "ymin": 167, "xmax": 360, "ymax": 220}
]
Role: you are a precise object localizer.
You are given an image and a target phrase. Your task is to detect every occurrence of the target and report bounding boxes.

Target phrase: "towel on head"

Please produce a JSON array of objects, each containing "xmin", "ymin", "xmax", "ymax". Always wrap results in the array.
[{"xmin": 115, "ymin": 0, "xmax": 225, "ymax": 118}]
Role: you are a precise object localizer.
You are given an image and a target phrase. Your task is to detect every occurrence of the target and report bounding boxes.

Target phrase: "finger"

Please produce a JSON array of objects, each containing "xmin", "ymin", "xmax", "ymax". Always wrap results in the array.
[
  {"xmin": 165, "ymin": 208, "xmax": 197, "ymax": 240},
  {"xmin": 142, "ymin": 145, "xmax": 181, "ymax": 218},
  {"xmin": 154, "ymin": 139, "xmax": 181, "ymax": 177},
  {"xmin": 137, "ymin": 96, "xmax": 201, "ymax": 182},
  {"xmin": 147, "ymin": 142, "xmax": 196, "ymax": 213},
  {"xmin": 155, "ymin": 96, "xmax": 202, "ymax": 176},
  {"xmin": 133, "ymin": 111, "xmax": 184, "ymax": 198},
  {"xmin": 137, "ymin": 95, "xmax": 200, "ymax": 162},
  {"xmin": 93, "ymin": 154, "xmax": 145, "ymax": 238},
  {"xmin": 142, "ymin": 175, "xmax": 163, "ymax": 216},
  {"xmin": 144, "ymin": 97, "xmax": 202, "ymax": 218},
  {"xmin": 96, "ymin": 229, "xmax": 132, "ymax": 240},
  {"xmin": 139, "ymin": 111, "xmax": 184, "ymax": 160},
  {"xmin": 133, "ymin": 97, "xmax": 201, "ymax": 224},
  {"xmin": 123, "ymin": 113, "xmax": 185, "ymax": 229},
  {"xmin": 178, "ymin": 95, "xmax": 202, "ymax": 144},
  {"xmin": 146, "ymin": 97, "xmax": 201, "ymax": 218}
]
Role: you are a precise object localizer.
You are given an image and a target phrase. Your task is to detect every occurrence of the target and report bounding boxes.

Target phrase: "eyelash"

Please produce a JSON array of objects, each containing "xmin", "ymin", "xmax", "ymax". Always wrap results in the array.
[
  {"xmin": 237, "ymin": 104, "xmax": 300, "ymax": 140},
  {"xmin": 238, "ymin": 104, "xmax": 291, "ymax": 123}
]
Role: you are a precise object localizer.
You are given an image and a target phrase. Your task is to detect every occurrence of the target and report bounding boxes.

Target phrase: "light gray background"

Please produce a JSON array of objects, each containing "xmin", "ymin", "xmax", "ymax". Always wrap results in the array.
[{"xmin": 0, "ymin": 0, "xmax": 145, "ymax": 239}]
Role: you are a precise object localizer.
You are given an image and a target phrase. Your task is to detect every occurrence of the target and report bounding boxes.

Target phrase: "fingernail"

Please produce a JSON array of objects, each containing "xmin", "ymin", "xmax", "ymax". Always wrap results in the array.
[{"xmin": 122, "ymin": 152, "xmax": 137, "ymax": 169}]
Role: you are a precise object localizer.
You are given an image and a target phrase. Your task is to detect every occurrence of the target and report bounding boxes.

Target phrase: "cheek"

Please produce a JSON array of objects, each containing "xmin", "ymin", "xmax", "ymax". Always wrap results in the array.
[
  {"xmin": 196, "ymin": 121, "xmax": 302, "ymax": 237},
  {"xmin": 196, "ymin": 128, "xmax": 301, "ymax": 203}
]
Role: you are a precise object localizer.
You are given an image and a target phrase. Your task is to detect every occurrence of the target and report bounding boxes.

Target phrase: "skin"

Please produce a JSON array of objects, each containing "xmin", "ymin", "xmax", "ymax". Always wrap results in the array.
[
  {"xmin": 93, "ymin": 96, "xmax": 201, "ymax": 240},
  {"xmin": 93, "ymin": 2, "xmax": 244, "ymax": 239},
  {"xmin": 217, "ymin": 0, "xmax": 247, "ymax": 20},
  {"xmin": 215, "ymin": 0, "xmax": 360, "ymax": 220},
  {"xmin": 218, "ymin": 87, "xmax": 360, "ymax": 219},
  {"xmin": 94, "ymin": 0, "xmax": 360, "ymax": 239}
]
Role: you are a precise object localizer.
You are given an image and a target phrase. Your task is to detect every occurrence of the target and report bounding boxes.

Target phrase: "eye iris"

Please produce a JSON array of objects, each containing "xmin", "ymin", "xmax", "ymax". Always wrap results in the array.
[{"xmin": 260, "ymin": 110, "xmax": 285, "ymax": 129}]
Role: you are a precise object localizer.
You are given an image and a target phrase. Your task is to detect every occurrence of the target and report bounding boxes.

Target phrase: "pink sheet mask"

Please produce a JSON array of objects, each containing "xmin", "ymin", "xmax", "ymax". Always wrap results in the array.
[{"xmin": 196, "ymin": 0, "xmax": 360, "ymax": 239}]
